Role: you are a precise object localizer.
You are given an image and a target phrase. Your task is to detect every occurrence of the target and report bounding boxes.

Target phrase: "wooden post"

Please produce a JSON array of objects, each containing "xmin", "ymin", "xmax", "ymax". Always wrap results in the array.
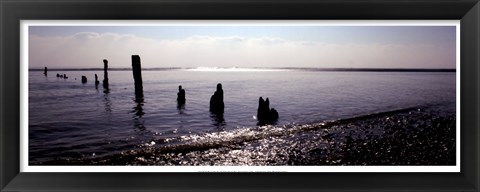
[
  {"xmin": 177, "ymin": 85, "xmax": 186, "ymax": 105},
  {"xmin": 43, "ymin": 67, "xmax": 47, "ymax": 76},
  {"xmin": 209, "ymin": 83, "xmax": 224, "ymax": 114},
  {"xmin": 132, "ymin": 55, "xmax": 143, "ymax": 97},
  {"xmin": 95, "ymin": 74, "xmax": 100, "ymax": 85},
  {"xmin": 103, "ymin": 59, "xmax": 109, "ymax": 89}
]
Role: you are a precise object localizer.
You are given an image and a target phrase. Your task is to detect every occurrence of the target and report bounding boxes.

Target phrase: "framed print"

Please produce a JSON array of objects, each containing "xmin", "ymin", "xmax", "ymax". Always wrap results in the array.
[
  {"xmin": 1, "ymin": 0, "xmax": 479, "ymax": 192},
  {"xmin": 22, "ymin": 20, "xmax": 461, "ymax": 173}
]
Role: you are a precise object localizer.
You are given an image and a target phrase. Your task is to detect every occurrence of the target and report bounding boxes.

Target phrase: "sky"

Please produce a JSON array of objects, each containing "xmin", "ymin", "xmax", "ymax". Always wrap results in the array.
[{"xmin": 28, "ymin": 25, "xmax": 457, "ymax": 69}]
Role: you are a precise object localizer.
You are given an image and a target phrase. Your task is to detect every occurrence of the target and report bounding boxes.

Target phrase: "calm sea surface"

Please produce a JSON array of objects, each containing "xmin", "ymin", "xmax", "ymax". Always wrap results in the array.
[{"xmin": 28, "ymin": 69, "xmax": 456, "ymax": 163}]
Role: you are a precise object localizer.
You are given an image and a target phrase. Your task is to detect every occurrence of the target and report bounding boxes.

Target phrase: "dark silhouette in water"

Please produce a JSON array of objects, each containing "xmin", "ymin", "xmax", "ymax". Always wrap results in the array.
[
  {"xmin": 177, "ymin": 85, "xmax": 186, "ymax": 105},
  {"xmin": 133, "ymin": 95, "xmax": 145, "ymax": 118},
  {"xmin": 63, "ymin": 74, "xmax": 68, "ymax": 79},
  {"xmin": 130, "ymin": 55, "xmax": 145, "ymax": 124},
  {"xmin": 95, "ymin": 74, "xmax": 100, "ymax": 85},
  {"xmin": 177, "ymin": 103, "xmax": 185, "ymax": 114},
  {"xmin": 131, "ymin": 55, "xmax": 143, "ymax": 98},
  {"xmin": 56, "ymin": 73, "xmax": 60, "ymax": 78},
  {"xmin": 81, "ymin": 76, "xmax": 87, "ymax": 83},
  {"xmin": 132, "ymin": 89, "xmax": 145, "ymax": 130},
  {"xmin": 103, "ymin": 92, "xmax": 112, "ymax": 113},
  {"xmin": 43, "ymin": 67, "xmax": 47, "ymax": 76},
  {"xmin": 257, "ymin": 97, "xmax": 279, "ymax": 125},
  {"xmin": 210, "ymin": 113, "xmax": 226, "ymax": 130},
  {"xmin": 209, "ymin": 83, "xmax": 224, "ymax": 114},
  {"xmin": 271, "ymin": 108, "xmax": 279, "ymax": 121},
  {"xmin": 103, "ymin": 59, "xmax": 109, "ymax": 92}
]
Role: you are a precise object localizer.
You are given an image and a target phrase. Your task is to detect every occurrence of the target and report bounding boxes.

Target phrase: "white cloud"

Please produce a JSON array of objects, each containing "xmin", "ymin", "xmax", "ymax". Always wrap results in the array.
[{"xmin": 29, "ymin": 32, "xmax": 455, "ymax": 69}]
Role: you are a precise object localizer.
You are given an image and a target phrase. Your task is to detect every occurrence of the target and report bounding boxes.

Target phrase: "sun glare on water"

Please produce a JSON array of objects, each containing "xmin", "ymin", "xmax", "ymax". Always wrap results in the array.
[{"xmin": 186, "ymin": 67, "xmax": 289, "ymax": 72}]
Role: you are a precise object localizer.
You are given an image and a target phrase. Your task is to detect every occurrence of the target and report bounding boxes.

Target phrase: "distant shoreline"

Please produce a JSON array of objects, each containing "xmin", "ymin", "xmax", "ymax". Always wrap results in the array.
[{"xmin": 29, "ymin": 67, "xmax": 456, "ymax": 72}]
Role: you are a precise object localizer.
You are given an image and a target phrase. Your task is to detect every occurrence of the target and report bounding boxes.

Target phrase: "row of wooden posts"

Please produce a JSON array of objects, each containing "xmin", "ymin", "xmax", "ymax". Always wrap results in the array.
[{"xmin": 43, "ymin": 55, "xmax": 279, "ymax": 124}]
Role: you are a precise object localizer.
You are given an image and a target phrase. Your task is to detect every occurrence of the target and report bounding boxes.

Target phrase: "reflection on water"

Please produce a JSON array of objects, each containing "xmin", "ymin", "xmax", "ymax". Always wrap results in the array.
[
  {"xmin": 210, "ymin": 112, "xmax": 226, "ymax": 130},
  {"xmin": 177, "ymin": 103, "xmax": 185, "ymax": 114},
  {"xmin": 133, "ymin": 118, "xmax": 146, "ymax": 131},
  {"xmin": 132, "ymin": 96, "xmax": 145, "ymax": 118},
  {"xmin": 28, "ymin": 70, "xmax": 456, "ymax": 164},
  {"xmin": 103, "ymin": 93, "xmax": 112, "ymax": 113},
  {"xmin": 132, "ymin": 94, "xmax": 146, "ymax": 131},
  {"xmin": 103, "ymin": 86, "xmax": 109, "ymax": 94}
]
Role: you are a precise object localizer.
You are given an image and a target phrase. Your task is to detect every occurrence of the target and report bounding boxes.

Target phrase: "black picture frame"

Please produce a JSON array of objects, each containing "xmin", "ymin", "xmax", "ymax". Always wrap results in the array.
[{"xmin": 1, "ymin": 0, "xmax": 478, "ymax": 191}]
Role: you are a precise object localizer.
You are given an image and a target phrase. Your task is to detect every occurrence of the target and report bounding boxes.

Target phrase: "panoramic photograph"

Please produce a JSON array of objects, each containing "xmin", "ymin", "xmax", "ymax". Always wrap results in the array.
[{"xmin": 27, "ymin": 22, "xmax": 457, "ymax": 167}]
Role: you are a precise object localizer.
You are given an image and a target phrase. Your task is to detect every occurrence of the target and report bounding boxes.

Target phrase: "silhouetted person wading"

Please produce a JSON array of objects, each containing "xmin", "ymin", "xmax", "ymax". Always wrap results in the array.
[{"xmin": 209, "ymin": 83, "xmax": 224, "ymax": 114}]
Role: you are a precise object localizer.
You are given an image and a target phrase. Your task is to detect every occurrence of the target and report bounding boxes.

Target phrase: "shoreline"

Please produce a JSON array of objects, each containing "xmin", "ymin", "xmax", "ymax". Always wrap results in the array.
[
  {"xmin": 33, "ymin": 106, "xmax": 456, "ymax": 166},
  {"xmin": 29, "ymin": 67, "xmax": 456, "ymax": 73}
]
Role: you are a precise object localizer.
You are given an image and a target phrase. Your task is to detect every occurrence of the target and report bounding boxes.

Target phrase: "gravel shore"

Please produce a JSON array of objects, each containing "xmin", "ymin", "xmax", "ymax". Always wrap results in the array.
[{"xmin": 36, "ymin": 106, "xmax": 456, "ymax": 166}]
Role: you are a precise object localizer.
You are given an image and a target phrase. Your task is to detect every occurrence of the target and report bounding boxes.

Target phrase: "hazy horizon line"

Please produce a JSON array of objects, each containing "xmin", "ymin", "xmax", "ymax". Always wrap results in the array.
[{"xmin": 29, "ymin": 67, "xmax": 456, "ymax": 72}]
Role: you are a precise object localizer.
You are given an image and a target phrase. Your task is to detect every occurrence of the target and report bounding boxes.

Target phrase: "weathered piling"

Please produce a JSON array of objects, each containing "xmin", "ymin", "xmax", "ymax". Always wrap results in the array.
[
  {"xmin": 131, "ymin": 55, "xmax": 143, "ymax": 97},
  {"xmin": 209, "ymin": 83, "xmax": 224, "ymax": 114},
  {"xmin": 177, "ymin": 85, "xmax": 186, "ymax": 105},
  {"xmin": 257, "ymin": 97, "xmax": 269, "ymax": 121},
  {"xmin": 103, "ymin": 59, "xmax": 109, "ymax": 89},
  {"xmin": 43, "ymin": 67, "xmax": 47, "ymax": 76},
  {"xmin": 257, "ymin": 97, "xmax": 279, "ymax": 125},
  {"xmin": 81, "ymin": 76, "xmax": 87, "ymax": 83},
  {"xmin": 95, "ymin": 74, "xmax": 100, "ymax": 86}
]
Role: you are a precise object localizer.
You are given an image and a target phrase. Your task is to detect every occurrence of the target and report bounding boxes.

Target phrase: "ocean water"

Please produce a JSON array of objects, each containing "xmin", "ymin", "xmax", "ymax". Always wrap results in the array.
[{"xmin": 28, "ymin": 69, "xmax": 456, "ymax": 164}]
